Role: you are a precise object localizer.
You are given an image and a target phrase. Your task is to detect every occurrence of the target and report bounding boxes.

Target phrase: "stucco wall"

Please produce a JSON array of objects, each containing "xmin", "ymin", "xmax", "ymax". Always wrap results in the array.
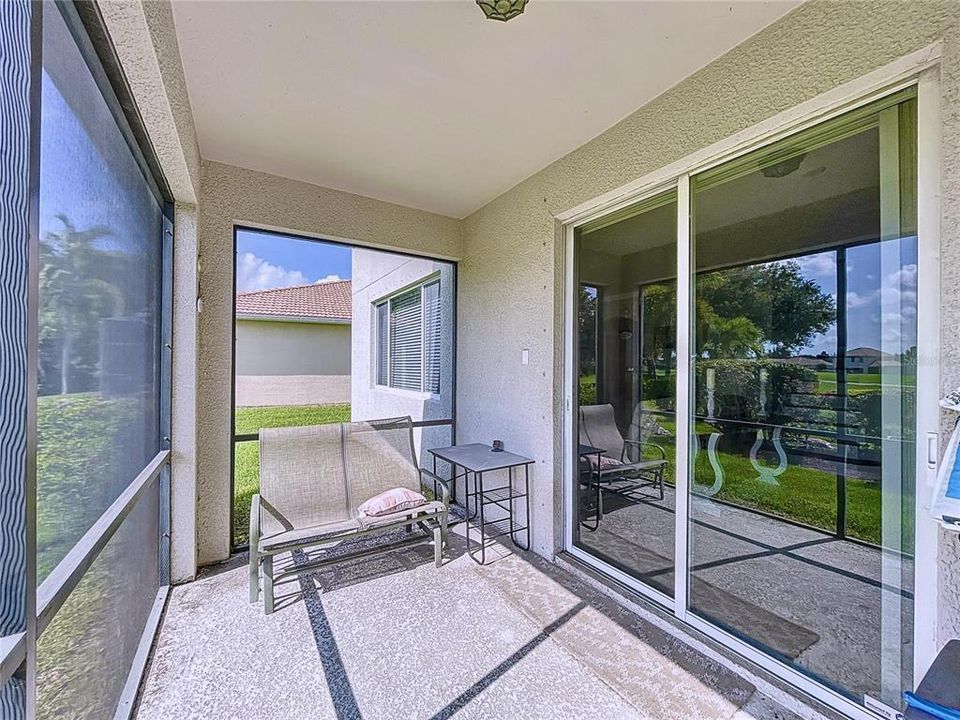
[
  {"xmin": 234, "ymin": 375, "xmax": 351, "ymax": 408},
  {"xmin": 457, "ymin": 0, "xmax": 960, "ymax": 646},
  {"xmin": 234, "ymin": 319, "xmax": 352, "ymax": 406},
  {"xmin": 235, "ymin": 319, "xmax": 351, "ymax": 376},
  {"xmin": 196, "ymin": 160, "xmax": 461, "ymax": 564},
  {"xmin": 115, "ymin": 0, "xmax": 960, "ymax": 647},
  {"xmin": 350, "ymin": 249, "xmax": 456, "ymax": 466},
  {"xmin": 170, "ymin": 204, "xmax": 199, "ymax": 583},
  {"xmin": 99, "ymin": 0, "xmax": 200, "ymax": 203}
]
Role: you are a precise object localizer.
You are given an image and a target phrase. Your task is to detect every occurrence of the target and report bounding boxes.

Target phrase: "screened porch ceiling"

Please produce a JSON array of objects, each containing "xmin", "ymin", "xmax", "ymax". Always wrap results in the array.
[{"xmin": 170, "ymin": 0, "xmax": 801, "ymax": 219}]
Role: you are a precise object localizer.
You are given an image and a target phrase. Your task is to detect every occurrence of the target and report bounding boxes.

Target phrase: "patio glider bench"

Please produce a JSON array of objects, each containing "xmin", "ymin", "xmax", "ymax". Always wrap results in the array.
[
  {"xmin": 249, "ymin": 416, "xmax": 450, "ymax": 614},
  {"xmin": 579, "ymin": 404, "xmax": 667, "ymax": 514}
]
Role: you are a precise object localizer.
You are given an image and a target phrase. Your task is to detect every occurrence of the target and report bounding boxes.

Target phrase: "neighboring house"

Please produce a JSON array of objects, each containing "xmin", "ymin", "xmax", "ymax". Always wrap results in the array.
[
  {"xmin": 350, "ymin": 249, "xmax": 454, "ymax": 461},
  {"xmin": 845, "ymin": 346, "xmax": 891, "ymax": 374},
  {"xmin": 781, "ymin": 355, "xmax": 835, "ymax": 371},
  {"xmin": 782, "ymin": 348, "xmax": 895, "ymax": 373},
  {"xmin": 235, "ymin": 280, "xmax": 351, "ymax": 406}
]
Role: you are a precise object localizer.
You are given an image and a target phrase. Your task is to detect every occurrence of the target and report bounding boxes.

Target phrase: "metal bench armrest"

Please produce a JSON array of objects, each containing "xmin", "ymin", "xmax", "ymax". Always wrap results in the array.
[
  {"xmin": 420, "ymin": 467, "xmax": 451, "ymax": 506},
  {"xmin": 623, "ymin": 439, "xmax": 666, "ymax": 461},
  {"xmin": 598, "ymin": 459, "xmax": 666, "ymax": 477},
  {"xmin": 249, "ymin": 493, "xmax": 261, "ymax": 548}
]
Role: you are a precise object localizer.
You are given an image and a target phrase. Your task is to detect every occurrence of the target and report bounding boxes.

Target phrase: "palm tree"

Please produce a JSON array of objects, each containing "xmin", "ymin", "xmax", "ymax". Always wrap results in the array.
[{"xmin": 40, "ymin": 215, "xmax": 123, "ymax": 395}]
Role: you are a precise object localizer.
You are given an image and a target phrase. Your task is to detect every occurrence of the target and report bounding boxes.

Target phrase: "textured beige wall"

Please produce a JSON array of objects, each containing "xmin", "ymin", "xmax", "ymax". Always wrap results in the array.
[
  {"xmin": 196, "ymin": 160, "xmax": 461, "ymax": 564},
  {"xmin": 99, "ymin": 0, "xmax": 201, "ymax": 583},
  {"xmin": 458, "ymin": 0, "xmax": 960, "ymax": 641},
  {"xmin": 234, "ymin": 375, "xmax": 351, "ymax": 407},
  {"xmin": 235, "ymin": 320, "xmax": 351, "ymax": 376},
  {"xmin": 99, "ymin": 0, "xmax": 200, "ymax": 203},
  {"xmin": 114, "ymin": 0, "xmax": 960, "ymax": 644},
  {"xmin": 937, "ymin": 7, "xmax": 960, "ymax": 641}
]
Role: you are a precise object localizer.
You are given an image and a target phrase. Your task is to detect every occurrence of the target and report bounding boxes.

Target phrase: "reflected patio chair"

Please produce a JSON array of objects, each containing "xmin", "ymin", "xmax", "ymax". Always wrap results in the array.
[{"xmin": 579, "ymin": 403, "xmax": 666, "ymax": 501}]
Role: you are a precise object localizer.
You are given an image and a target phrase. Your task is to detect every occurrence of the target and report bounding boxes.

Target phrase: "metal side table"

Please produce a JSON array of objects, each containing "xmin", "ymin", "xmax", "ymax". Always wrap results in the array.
[
  {"xmin": 429, "ymin": 443, "xmax": 534, "ymax": 564},
  {"xmin": 578, "ymin": 444, "xmax": 604, "ymax": 531}
]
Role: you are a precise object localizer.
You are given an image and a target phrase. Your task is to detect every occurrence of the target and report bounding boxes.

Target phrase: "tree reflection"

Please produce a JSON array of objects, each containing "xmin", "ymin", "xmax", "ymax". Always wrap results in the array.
[{"xmin": 39, "ymin": 215, "xmax": 123, "ymax": 395}]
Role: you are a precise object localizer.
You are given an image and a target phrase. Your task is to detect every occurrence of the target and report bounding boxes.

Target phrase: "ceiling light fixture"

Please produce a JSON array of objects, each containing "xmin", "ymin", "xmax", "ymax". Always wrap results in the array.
[
  {"xmin": 760, "ymin": 152, "xmax": 806, "ymax": 178},
  {"xmin": 477, "ymin": 0, "xmax": 528, "ymax": 22}
]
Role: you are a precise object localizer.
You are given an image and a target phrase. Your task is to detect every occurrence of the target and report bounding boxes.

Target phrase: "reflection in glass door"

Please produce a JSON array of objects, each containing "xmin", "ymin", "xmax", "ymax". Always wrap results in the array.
[
  {"xmin": 573, "ymin": 191, "xmax": 678, "ymax": 598},
  {"xmin": 688, "ymin": 91, "xmax": 917, "ymax": 708}
]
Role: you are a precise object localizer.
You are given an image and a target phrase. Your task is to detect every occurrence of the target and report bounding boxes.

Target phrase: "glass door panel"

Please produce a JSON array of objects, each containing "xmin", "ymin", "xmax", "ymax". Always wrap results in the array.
[
  {"xmin": 574, "ymin": 191, "xmax": 678, "ymax": 598},
  {"xmin": 688, "ymin": 92, "xmax": 917, "ymax": 709}
]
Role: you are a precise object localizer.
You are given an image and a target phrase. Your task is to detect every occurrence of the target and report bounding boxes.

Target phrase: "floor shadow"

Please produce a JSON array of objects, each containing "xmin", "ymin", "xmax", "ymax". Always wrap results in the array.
[
  {"xmin": 195, "ymin": 552, "xmax": 250, "ymax": 581},
  {"xmin": 263, "ymin": 525, "xmax": 468, "ymax": 606},
  {"xmin": 283, "ymin": 530, "xmax": 469, "ymax": 720},
  {"xmin": 294, "ymin": 550, "xmax": 363, "ymax": 720},
  {"xmin": 595, "ymin": 483, "xmax": 664, "ymax": 514},
  {"xmin": 427, "ymin": 602, "xmax": 587, "ymax": 720}
]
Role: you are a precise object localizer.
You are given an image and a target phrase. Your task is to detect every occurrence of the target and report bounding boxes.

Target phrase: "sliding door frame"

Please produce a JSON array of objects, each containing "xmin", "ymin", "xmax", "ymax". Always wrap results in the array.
[{"xmin": 561, "ymin": 48, "xmax": 942, "ymax": 720}]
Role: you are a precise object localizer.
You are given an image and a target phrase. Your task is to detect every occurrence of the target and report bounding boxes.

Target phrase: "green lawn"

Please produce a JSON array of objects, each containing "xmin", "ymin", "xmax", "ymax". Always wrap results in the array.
[
  {"xmin": 233, "ymin": 403, "xmax": 350, "ymax": 546},
  {"xmin": 579, "ymin": 374, "xmax": 597, "ymax": 404},
  {"xmin": 35, "ymin": 392, "xmax": 148, "ymax": 718},
  {"xmin": 641, "ymin": 416, "xmax": 890, "ymax": 544},
  {"xmin": 233, "ymin": 401, "xmax": 898, "ymax": 547},
  {"xmin": 691, "ymin": 443, "xmax": 888, "ymax": 544},
  {"xmin": 815, "ymin": 370, "xmax": 915, "ymax": 395}
]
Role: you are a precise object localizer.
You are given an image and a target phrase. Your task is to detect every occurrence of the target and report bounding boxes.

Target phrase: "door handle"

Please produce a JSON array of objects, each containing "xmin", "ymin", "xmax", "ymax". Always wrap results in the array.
[{"xmin": 927, "ymin": 432, "xmax": 939, "ymax": 470}]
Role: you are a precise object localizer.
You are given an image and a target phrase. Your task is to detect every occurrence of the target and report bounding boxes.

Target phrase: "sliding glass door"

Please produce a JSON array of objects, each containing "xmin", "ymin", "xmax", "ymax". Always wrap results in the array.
[
  {"xmin": 689, "ymin": 90, "xmax": 917, "ymax": 708},
  {"xmin": 573, "ymin": 192, "xmax": 678, "ymax": 598},
  {"xmin": 568, "ymin": 88, "xmax": 924, "ymax": 716}
]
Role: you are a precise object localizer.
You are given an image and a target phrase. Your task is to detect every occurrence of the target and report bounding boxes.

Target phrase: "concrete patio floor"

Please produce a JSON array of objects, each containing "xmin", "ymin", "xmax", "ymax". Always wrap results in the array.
[
  {"xmin": 134, "ymin": 526, "xmax": 809, "ymax": 720},
  {"xmin": 575, "ymin": 483, "xmax": 913, "ymax": 701}
]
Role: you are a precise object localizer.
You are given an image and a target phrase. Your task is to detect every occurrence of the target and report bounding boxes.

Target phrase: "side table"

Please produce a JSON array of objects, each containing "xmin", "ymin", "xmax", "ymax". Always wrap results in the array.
[
  {"xmin": 578, "ymin": 444, "xmax": 604, "ymax": 531},
  {"xmin": 428, "ymin": 443, "xmax": 534, "ymax": 564}
]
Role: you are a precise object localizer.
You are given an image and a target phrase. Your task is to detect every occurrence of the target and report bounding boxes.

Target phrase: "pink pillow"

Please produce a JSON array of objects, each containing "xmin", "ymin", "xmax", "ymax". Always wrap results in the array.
[
  {"xmin": 358, "ymin": 487, "xmax": 427, "ymax": 517},
  {"xmin": 587, "ymin": 455, "xmax": 622, "ymax": 471}
]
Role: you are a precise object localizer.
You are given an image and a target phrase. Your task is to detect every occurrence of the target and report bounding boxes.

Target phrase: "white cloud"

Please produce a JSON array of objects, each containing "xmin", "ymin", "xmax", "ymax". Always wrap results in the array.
[
  {"xmin": 841, "ymin": 264, "xmax": 917, "ymax": 315},
  {"xmin": 794, "ymin": 252, "xmax": 836, "ymax": 279},
  {"xmin": 315, "ymin": 274, "xmax": 342, "ymax": 283},
  {"xmin": 879, "ymin": 264, "xmax": 918, "ymax": 351},
  {"xmin": 236, "ymin": 252, "xmax": 309, "ymax": 293},
  {"xmin": 805, "ymin": 326, "xmax": 837, "ymax": 355},
  {"xmin": 846, "ymin": 291, "xmax": 875, "ymax": 309}
]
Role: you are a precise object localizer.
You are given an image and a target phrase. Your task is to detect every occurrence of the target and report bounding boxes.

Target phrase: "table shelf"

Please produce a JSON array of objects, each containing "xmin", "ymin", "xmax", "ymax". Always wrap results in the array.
[
  {"xmin": 477, "ymin": 485, "xmax": 528, "ymax": 511},
  {"xmin": 479, "ymin": 517, "xmax": 529, "ymax": 540}
]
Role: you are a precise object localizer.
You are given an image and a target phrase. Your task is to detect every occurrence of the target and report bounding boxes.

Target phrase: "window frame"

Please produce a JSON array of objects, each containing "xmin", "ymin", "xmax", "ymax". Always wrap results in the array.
[{"xmin": 374, "ymin": 275, "xmax": 442, "ymax": 395}]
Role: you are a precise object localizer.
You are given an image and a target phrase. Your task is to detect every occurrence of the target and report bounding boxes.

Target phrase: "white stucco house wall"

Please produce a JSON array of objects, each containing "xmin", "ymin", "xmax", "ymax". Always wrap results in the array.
[
  {"xmin": 351, "ymin": 248, "xmax": 454, "ymax": 463},
  {"xmin": 234, "ymin": 280, "xmax": 351, "ymax": 406}
]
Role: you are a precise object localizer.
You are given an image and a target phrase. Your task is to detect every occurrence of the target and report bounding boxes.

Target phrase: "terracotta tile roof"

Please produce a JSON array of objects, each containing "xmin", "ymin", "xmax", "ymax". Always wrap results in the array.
[{"xmin": 236, "ymin": 280, "xmax": 352, "ymax": 322}]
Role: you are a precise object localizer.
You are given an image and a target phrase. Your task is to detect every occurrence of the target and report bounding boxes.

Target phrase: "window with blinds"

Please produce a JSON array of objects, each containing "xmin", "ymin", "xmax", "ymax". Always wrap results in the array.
[
  {"xmin": 375, "ymin": 279, "xmax": 441, "ymax": 393},
  {"xmin": 387, "ymin": 287, "xmax": 422, "ymax": 391}
]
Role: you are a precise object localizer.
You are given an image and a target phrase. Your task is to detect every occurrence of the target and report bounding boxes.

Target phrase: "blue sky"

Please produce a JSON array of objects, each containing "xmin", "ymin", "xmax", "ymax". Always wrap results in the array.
[
  {"xmin": 39, "ymin": 23, "xmax": 162, "ymax": 261},
  {"xmin": 235, "ymin": 229, "xmax": 352, "ymax": 293},
  {"xmin": 791, "ymin": 238, "xmax": 918, "ymax": 355}
]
